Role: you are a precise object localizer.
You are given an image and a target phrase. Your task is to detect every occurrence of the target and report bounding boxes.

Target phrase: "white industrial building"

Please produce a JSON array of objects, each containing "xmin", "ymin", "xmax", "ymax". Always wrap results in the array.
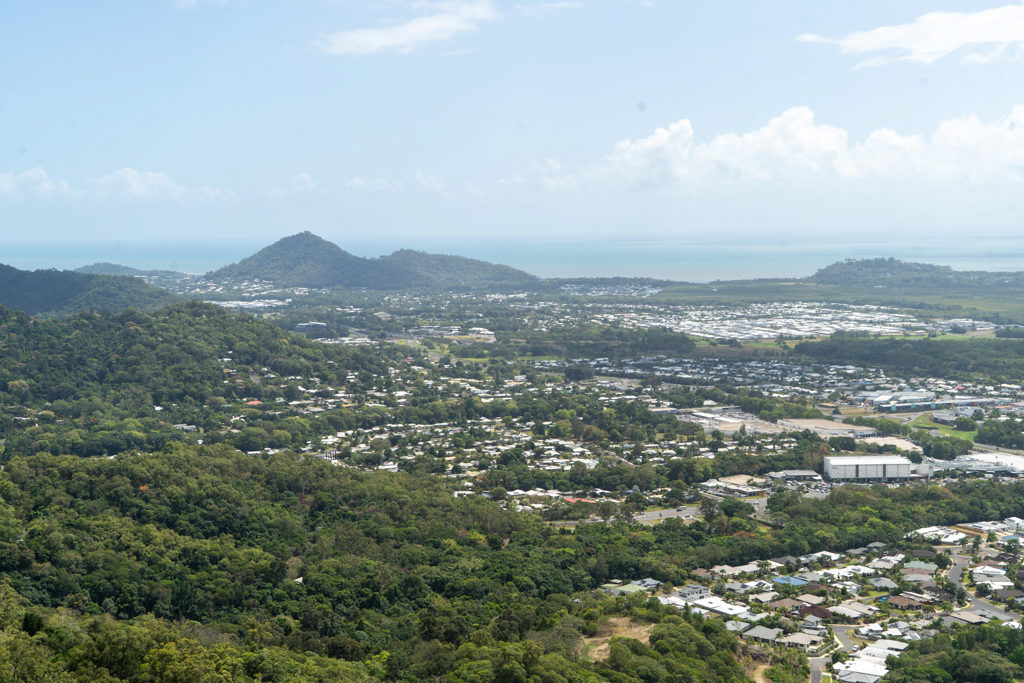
[
  {"xmin": 777, "ymin": 419, "xmax": 877, "ymax": 439},
  {"xmin": 824, "ymin": 455, "xmax": 912, "ymax": 482}
]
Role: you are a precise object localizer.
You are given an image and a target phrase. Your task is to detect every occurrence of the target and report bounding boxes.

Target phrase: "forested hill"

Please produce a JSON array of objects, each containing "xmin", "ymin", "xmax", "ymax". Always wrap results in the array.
[
  {"xmin": 809, "ymin": 257, "xmax": 1024, "ymax": 288},
  {"xmin": 0, "ymin": 446, "xmax": 757, "ymax": 681},
  {"xmin": 208, "ymin": 232, "xmax": 372, "ymax": 287},
  {"xmin": 376, "ymin": 248, "xmax": 540, "ymax": 289},
  {"xmin": 0, "ymin": 263, "xmax": 179, "ymax": 317},
  {"xmin": 207, "ymin": 231, "xmax": 540, "ymax": 290},
  {"xmin": 75, "ymin": 262, "xmax": 183, "ymax": 278},
  {"xmin": 0, "ymin": 301, "xmax": 394, "ymax": 458}
]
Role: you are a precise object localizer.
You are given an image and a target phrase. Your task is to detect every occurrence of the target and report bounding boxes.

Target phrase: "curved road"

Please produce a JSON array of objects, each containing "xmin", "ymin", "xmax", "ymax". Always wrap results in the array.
[{"xmin": 947, "ymin": 550, "xmax": 1019, "ymax": 621}]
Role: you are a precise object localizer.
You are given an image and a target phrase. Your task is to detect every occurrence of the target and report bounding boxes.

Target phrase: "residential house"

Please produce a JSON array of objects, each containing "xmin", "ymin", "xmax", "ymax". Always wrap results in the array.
[
  {"xmin": 767, "ymin": 598, "xmax": 806, "ymax": 612},
  {"xmin": 796, "ymin": 593, "xmax": 826, "ymax": 606},
  {"xmin": 778, "ymin": 632, "xmax": 825, "ymax": 652},
  {"xmin": 870, "ymin": 577, "xmax": 898, "ymax": 591},
  {"xmin": 884, "ymin": 595, "xmax": 923, "ymax": 610},
  {"xmin": 676, "ymin": 584, "xmax": 710, "ymax": 601},
  {"xmin": 744, "ymin": 625, "xmax": 782, "ymax": 644},
  {"xmin": 749, "ymin": 591, "xmax": 780, "ymax": 604}
]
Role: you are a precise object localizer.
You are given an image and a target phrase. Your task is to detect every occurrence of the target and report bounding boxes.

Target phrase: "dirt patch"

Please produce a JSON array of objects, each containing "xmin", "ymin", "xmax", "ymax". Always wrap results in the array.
[
  {"xmin": 748, "ymin": 663, "xmax": 771, "ymax": 683},
  {"xmin": 582, "ymin": 616, "xmax": 655, "ymax": 661}
]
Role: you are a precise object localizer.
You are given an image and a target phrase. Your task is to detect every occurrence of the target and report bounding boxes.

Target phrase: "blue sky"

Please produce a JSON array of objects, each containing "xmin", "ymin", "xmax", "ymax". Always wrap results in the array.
[{"xmin": 3, "ymin": 1, "xmax": 1024, "ymax": 268}]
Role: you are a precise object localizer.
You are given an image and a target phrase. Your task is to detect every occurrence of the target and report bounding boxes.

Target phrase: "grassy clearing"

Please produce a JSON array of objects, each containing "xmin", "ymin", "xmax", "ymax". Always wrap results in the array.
[
  {"xmin": 581, "ymin": 616, "xmax": 656, "ymax": 661},
  {"xmin": 909, "ymin": 413, "xmax": 977, "ymax": 441}
]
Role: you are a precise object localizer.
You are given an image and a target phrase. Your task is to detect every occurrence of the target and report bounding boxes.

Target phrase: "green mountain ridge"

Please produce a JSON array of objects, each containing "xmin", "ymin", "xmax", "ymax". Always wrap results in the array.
[
  {"xmin": 75, "ymin": 262, "xmax": 183, "ymax": 278},
  {"xmin": 207, "ymin": 231, "xmax": 540, "ymax": 290},
  {"xmin": 0, "ymin": 263, "xmax": 180, "ymax": 317}
]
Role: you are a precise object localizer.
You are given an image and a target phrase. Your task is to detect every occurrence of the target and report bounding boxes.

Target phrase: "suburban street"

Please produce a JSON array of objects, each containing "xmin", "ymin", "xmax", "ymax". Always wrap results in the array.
[
  {"xmin": 948, "ymin": 550, "xmax": 1019, "ymax": 621},
  {"xmin": 832, "ymin": 624, "xmax": 858, "ymax": 653},
  {"xmin": 808, "ymin": 654, "xmax": 830, "ymax": 683}
]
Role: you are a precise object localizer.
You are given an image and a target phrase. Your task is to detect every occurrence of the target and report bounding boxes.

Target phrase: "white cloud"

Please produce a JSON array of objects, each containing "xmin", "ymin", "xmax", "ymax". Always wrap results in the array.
[
  {"xmin": 609, "ymin": 119, "xmax": 695, "ymax": 184},
  {"xmin": 347, "ymin": 176, "xmax": 402, "ymax": 192},
  {"xmin": 92, "ymin": 167, "xmax": 225, "ymax": 200},
  {"xmin": 0, "ymin": 167, "xmax": 72, "ymax": 197},
  {"xmin": 320, "ymin": 1, "xmax": 499, "ymax": 55},
  {"xmin": 799, "ymin": 4, "xmax": 1024, "ymax": 67},
  {"xmin": 414, "ymin": 170, "xmax": 447, "ymax": 193},
  {"xmin": 269, "ymin": 173, "xmax": 319, "ymax": 198},
  {"xmin": 547, "ymin": 105, "xmax": 1024, "ymax": 189}
]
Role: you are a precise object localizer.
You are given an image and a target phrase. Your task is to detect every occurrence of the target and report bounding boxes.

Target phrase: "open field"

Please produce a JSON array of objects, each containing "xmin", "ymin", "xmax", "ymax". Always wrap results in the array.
[{"xmin": 909, "ymin": 413, "xmax": 978, "ymax": 441}]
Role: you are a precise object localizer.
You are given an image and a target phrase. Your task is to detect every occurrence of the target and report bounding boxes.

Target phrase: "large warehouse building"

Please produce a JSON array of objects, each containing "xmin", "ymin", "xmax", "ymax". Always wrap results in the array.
[
  {"xmin": 776, "ymin": 419, "xmax": 877, "ymax": 439},
  {"xmin": 823, "ymin": 455, "xmax": 913, "ymax": 482}
]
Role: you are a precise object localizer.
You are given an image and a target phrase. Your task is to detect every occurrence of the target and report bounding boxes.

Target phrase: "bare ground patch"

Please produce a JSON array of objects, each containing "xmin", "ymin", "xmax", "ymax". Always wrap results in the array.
[{"xmin": 582, "ymin": 616, "xmax": 655, "ymax": 661}]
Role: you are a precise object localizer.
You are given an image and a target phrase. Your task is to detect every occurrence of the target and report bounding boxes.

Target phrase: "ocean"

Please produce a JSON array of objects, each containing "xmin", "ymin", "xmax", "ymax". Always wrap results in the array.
[{"xmin": 5, "ymin": 237, "xmax": 1024, "ymax": 283}]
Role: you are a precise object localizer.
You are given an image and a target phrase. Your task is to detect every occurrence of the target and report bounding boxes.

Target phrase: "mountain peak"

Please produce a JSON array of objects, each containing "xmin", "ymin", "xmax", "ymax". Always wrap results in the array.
[
  {"xmin": 208, "ymin": 234, "xmax": 539, "ymax": 291},
  {"xmin": 207, "ymin": 232, "xmax": 364, "ymax": 287}
]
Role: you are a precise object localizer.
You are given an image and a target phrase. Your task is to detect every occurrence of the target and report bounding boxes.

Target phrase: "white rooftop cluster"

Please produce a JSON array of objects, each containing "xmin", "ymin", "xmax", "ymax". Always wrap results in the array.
[{"xmin": 589, "ymin": 301, "xmax": 919, "ymax": 340}]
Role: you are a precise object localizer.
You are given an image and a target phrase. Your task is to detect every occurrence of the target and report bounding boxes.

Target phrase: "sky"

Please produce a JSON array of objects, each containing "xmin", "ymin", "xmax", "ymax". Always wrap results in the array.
[{"xmin": 3, "ymin": 1, "xmax": 1024, "ymax": 274}]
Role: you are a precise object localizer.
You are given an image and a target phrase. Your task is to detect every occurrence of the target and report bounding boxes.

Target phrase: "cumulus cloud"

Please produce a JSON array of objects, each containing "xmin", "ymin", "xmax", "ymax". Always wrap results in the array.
[
  {"xmin": 347, "ymin": 176, "xmax": 402, "ymax": 192},
  {"xmin": 799, "ymin": 4, "xmax": 1024, "ymax": 67},
  {"xmin": 320, "ymin": 1, "xmax": 499, "ymax": 55},
  {"xmin": 92, "ymin": 167, "xmax": 225, "ymax": 200},
  {"xmin": 0, "ymin": 167, "xmax": 72, "ymax": 197},
  {"xmin": 547, "ymin": 105, "xmax": 1024, "ymax": 189},
  {"xmin": 414, "ymin": 171, "xmax": 447, "ymax": 193},
  {"xmin": 268, "ymin": 173, "xmax": 319, "ymax": 198}
]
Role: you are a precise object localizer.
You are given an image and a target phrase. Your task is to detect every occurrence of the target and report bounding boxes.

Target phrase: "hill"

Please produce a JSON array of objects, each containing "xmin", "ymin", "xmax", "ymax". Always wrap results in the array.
[
  {"xmin": 0, "ymin": 300, "xmax": 393, "ymax": 459},
  {"xmin": 75, "ymin": 262, "xmax": 147, "ymax": 276},
  {"xmin": 0, "ymin": 263, "xmax": 179, "ymax": 317},
  {"xmin": 809, "ymin": 257, "xmax": 959, "ymax": 286},
  {"xmin": 76, "ymin": 262, "xmax": 184, "ymax": 278},
  {"xmin": 207, "ymin": 231, "xmax": 540, "ymax": 290},
  {"xmin": 376, "ymin": 248, "xmax": 540, "ymax": 289},
  {"xmin": 207, "ymin": 232, "xmax": 372, "ymax": 287}
]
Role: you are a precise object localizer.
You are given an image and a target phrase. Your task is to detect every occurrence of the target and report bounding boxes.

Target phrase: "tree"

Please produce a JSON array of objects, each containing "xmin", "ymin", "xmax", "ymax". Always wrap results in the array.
[
  {"xmin": 954, "ymin": 417, "xmax": 977, "ymax": 432},
  {"xmin": 700, "ymin": 496, "xmax": 719, "ymax": 521}
]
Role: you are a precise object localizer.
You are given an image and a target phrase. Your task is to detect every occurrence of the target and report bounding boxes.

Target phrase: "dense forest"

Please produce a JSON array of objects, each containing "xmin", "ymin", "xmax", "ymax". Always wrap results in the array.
[
  {"xmin": 0, "ymin": 446, "xmax": 757, "ymax": 681},
  {"xmin": 884, "ymin": 623, "xmax": 1024, "ymax": 682},
  {"xmin": 795, "ymin": 335, "xmax": 1024, "ymax": 382},
  {"xmin": 0, "ymin": 264, "xmax": 179, "ymax": 317},
  {"xmin": 0, "ymin": 301, "xmax": 396, "ymax": 459},
  {"xmin": 0, "ymin": 445, "xmax": 1021, "ymax": 680}
]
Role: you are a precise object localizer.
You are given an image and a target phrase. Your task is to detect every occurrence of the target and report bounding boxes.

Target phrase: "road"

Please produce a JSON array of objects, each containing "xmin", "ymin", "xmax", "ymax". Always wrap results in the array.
[
  {"xmin": 807, "ymin": 626, "xmax": 856, "ymax": 683},
  {"xmin": 948, "ymin": 551, "xmax": 1019, "ymax": 622},
  {"xmin": 971, "ymin": 442, "xmax": 1024, "ymax": 456},
  {"xmin": 948, "ymin": 552, "xmax": 971, "ymax": 584},
  {"xmin": 832, "ymin": 625, "xmax": 858, "ymax": 653},
  {"xmin": 808, "ymin": 657, "xmax": 824, "ymax": 683}
]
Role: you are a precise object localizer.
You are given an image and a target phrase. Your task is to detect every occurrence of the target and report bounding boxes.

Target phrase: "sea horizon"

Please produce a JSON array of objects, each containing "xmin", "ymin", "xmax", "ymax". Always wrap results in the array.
[{"xmin": 4, "ymin": 236, "xmax": 1024, "ymax": 284}]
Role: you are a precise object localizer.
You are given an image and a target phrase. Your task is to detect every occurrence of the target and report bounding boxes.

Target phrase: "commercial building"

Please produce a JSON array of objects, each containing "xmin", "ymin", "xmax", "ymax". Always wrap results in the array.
[
  {"xmin": 823, "ymin": 455, "xmax": 912, "ymax": 482},
  {"xmin": 777, "ymin": 419, "xmax": 877, "ymax": 438}
]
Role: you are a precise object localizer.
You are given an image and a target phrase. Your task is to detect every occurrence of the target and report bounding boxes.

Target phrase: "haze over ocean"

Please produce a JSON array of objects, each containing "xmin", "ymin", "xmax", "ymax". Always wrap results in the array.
[{"xmin": 5, "ymin": 236, "xmax": 1024, "ymax": 283}]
